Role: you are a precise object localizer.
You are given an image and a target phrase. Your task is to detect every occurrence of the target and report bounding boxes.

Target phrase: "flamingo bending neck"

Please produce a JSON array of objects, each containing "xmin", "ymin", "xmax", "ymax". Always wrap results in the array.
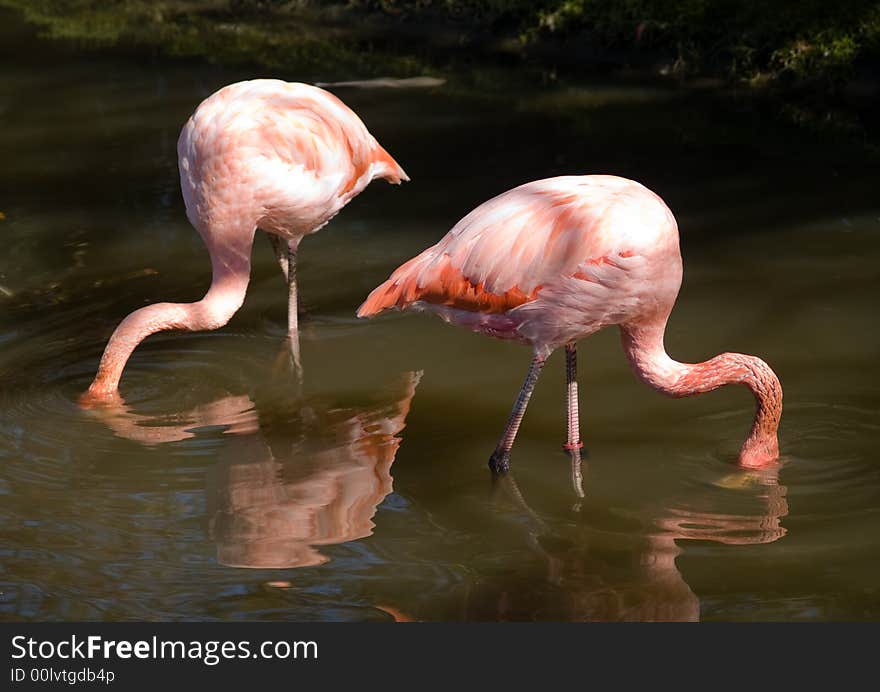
[
  {"xmin": 620, "ymin": 319, "xmax": 782, "ymax": 468},
  {"xmin": 83, "ymin": 230, "xmax": 253, "ymax": 402}
]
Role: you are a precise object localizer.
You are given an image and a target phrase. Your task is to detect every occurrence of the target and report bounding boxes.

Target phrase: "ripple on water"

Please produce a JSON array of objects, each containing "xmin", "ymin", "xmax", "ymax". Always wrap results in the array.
[
  {"xmin": 0, "ymin": 331, "xmax": 440, "ymax": 618},
  {"xmin": 669, "ymin": 400, "xmax": 877, "ymax": 511},
  {"xmin": 775, "ymin": 403, "xmax": 880, "ymax": 517},
  {"xmin": 0, "ymin": 326, "xmax": 281, "ymax": 467}
]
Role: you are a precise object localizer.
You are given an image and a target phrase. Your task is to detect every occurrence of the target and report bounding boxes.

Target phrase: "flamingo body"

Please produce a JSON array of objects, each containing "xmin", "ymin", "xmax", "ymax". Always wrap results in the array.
[
  {"xmin": 360, "ymin": 175, "xmax": 782, "ymax": 470},
  {"xmin": 359, "ymin": 176, "xmax": 680, "ymax": 352},
  {"xmin": 178, "ymin": 80, "xmax": 407, "ymax": 244},
  {"xmin": 84, "ymin": 79, "xmax": 407, "ymax": 400}
]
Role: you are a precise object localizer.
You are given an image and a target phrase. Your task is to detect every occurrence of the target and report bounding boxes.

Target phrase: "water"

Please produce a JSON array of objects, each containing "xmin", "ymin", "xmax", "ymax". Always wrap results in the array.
[{"xmin": 1, "ymin": 9, "xmax": 879, "ymax": 622}]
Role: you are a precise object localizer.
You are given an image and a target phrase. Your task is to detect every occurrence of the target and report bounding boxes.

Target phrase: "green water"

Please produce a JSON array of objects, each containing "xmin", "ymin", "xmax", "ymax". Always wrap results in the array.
[{"xmin": 1, "ymin": 9, "xmax": 879, "ymax": 621}]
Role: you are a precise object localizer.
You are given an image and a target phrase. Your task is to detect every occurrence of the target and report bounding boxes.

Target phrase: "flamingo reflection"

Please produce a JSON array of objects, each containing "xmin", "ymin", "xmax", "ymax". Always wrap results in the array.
[
  {"xmin": 86, "ymin": 372, "xmax": 420, "ymax": 568},
  {"xmin": 463, "ymin": 465, "xmax": 788, "ymax": 622}
]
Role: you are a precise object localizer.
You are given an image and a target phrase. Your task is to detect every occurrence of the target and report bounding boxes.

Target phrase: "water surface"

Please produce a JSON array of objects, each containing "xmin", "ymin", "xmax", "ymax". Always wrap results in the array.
[{"xmin": 1, "ymin": 10, "xmax": 879, "ymax": 621}]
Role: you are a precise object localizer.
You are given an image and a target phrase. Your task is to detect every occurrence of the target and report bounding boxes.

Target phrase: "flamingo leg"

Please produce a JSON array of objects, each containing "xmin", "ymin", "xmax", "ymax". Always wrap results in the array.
[
  {"xmin": 268, "ymin": 233, "xmax": 290, "ymax": 282},
  {"xmin": 489, "ymin": 353, "xmax": 547, "ymax": 473},
  {"xmin": 268, "ymin": 234, "xmax": 303, "ymax": 380},
  {"xmin": 286, "ymin": 243, "xmax": 303, "ymax": 381},
  {"xmin": 565, "ymin": 343, "xmax": 585, "ymax": 498}
]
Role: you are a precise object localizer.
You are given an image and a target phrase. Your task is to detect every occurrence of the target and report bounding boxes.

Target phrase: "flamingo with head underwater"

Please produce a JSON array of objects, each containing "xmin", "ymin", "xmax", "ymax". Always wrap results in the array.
[
  {"xmin": 82, "ymin": 79, "xmax": 408, "ymax": 403},
  {"xmin": 358, "ymin": 175, "xmax": 782, "ymax": 472}
]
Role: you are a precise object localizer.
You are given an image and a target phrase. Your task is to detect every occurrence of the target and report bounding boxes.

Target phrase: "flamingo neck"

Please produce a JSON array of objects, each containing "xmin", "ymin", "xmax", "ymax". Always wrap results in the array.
[
  {"xmin": 620, "ymin": 320, "xmax": 782, "ymax": 467},
  {"xmin": 84, "ymin": 238, "xmax": 251, "ymax": 401},
  {"xmin": 86, "ymin": 301, "xmax": 192, "ymax": 399}
]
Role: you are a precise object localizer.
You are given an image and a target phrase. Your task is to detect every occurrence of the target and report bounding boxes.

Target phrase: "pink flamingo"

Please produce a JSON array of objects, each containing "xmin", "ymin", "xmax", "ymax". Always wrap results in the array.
[
  {"xmin": 358, "ymin": 175, "xmax": 782, "ymax": 472},
  {"xmin": 82, "ymin": 79, "xmax": 408, "ymax": 402}
]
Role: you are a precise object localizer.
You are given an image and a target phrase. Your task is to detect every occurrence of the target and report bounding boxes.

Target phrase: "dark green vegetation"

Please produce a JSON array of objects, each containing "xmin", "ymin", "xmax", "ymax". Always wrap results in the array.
[
  {"xmin": 8, "ymin": 1, "xmax": 880, "ymax": 80},
  {"xmin": 3, "ymin": 1, "xmax": 878, "ymax": 143},
  {"xmin": 356, "ymin": 1, "xmax": 880, "ymax": 87}
]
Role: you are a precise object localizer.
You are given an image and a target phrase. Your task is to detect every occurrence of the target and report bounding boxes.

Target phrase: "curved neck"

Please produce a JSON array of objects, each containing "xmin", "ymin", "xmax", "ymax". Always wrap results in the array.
[
  {"xmin": 84, "ymin": 237, "xmax": 252, "ymax": 400},
  {"xmin": 620, "ymin": 320, "xmax": 782, "ymax": 467}
]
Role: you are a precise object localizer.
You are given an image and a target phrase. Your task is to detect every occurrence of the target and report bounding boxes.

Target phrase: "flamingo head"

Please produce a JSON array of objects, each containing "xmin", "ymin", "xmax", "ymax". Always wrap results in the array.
[{"xmin": 738, "ymin": 434, "xmax": 780, "ymax": 469}]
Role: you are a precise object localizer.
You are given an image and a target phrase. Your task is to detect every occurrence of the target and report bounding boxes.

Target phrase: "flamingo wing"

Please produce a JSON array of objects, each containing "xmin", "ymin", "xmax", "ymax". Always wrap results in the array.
[{"xmin": 358, "ymin": 176, "xmax": 661, "ymax": 318}]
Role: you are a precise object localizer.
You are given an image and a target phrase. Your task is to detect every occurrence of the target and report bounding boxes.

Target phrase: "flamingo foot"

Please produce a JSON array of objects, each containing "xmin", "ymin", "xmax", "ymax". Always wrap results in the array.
[
  {"xmin": 270, "ymin": 344, "xmax": 304, "ymax": 398},
  {"xmin": 488, "ymin": 450, "xmax": 511, "ymax": 474},
  {"xmin": 568, "ymin": 450, "xmax": 585, "ymax": 499}
]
